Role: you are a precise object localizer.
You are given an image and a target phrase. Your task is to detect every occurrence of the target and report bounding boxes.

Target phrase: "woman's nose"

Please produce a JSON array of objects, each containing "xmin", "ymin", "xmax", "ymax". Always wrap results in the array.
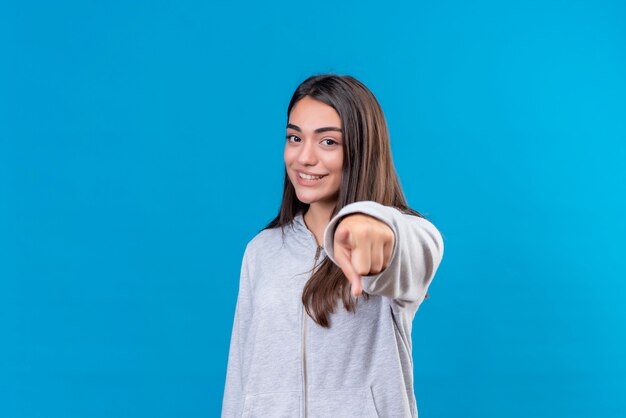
[{"xmin": 297, "ymin": 141, "xmax": 317, "ymax": 165}]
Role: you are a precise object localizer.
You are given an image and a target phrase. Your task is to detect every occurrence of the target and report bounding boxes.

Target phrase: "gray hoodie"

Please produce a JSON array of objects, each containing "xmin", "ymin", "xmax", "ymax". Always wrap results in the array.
[{"xmin": 221, "ymin": 200, "xmax": 444, "ymax": 418}]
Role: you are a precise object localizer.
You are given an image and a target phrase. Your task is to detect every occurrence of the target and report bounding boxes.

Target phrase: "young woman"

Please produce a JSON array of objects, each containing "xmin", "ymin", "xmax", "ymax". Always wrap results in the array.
[{"xmin": 221, "ymin": 74, "xmax": 444, "ymax": 418}]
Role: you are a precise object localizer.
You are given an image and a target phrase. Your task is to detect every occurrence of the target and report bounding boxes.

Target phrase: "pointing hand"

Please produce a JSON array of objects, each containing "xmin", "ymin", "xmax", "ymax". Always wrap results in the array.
[{"xmin": 332, "ymin": 213, "xmax": 395, "ymax": 297}]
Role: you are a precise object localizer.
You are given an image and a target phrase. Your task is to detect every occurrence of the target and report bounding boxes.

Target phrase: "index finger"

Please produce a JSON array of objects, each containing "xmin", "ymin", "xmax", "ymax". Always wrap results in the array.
[{"xmin": 333, "ymin": 245, "xmax": 363, "ymax": 297}]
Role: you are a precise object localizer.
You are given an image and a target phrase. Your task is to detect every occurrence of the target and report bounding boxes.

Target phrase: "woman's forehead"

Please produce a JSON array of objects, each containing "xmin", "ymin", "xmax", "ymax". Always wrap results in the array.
[{"xmin": 288, "ymin": 98, "xmax": 341, "ymax": 131}]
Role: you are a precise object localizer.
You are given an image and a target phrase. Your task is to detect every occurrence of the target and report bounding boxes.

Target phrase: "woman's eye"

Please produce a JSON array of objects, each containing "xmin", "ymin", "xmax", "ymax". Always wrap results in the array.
[{"xmin": 286, "ymin": 135, "xmax": 338, "ymax": 146}]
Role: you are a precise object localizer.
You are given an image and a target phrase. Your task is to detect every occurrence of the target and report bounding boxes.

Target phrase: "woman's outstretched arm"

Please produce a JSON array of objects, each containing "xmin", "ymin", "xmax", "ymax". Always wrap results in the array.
[{"xmin": 323, "ymin": 200, "xmax": 444, "ymax": 311}]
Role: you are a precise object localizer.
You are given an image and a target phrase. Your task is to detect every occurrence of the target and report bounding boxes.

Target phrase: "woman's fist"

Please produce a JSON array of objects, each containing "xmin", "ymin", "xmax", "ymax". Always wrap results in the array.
[{"xmin": 332, "ymin": 213, "xmax": 395, "ymax": 297}]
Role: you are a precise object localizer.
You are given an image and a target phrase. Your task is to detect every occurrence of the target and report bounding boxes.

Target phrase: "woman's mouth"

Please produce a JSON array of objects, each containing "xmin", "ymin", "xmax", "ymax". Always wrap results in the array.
[{"xmin": 296, "ymin": 171, "xmax": 327, "ymax": 186}]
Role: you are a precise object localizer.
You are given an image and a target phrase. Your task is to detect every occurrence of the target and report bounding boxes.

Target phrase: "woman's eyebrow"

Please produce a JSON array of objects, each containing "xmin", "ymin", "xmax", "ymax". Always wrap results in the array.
[{"xmin": 287, "ymin": 123, "xmax": 342, "ymax": 134}]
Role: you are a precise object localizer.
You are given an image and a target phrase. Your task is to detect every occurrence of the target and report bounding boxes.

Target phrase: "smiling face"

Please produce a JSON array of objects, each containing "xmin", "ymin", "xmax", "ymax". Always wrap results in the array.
[{"xmin": 284, "ymin": 96, "xmax": 344, "ymax": 208}]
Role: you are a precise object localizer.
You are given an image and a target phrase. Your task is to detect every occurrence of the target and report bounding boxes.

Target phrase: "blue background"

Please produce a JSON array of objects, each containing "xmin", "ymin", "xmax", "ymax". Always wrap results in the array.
[{"xmin": 1, "ymin": 0, "xmax": 625, "ymax": 417}]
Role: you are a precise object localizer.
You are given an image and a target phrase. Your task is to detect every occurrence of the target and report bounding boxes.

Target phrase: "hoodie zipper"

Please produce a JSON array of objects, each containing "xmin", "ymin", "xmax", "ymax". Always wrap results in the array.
[{"xmin": 303, "ymin": 243, "xmax": 322, "ymax": 418}]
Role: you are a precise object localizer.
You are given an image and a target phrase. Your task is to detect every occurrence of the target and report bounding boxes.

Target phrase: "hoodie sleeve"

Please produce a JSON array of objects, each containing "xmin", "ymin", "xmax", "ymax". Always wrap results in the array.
[
  {"xmin": 221, "ymin": 246, "xmax": 252, "ymax": 418},
  {"xmin": 322, "ymin": 200, "xmax": 444, "ymax": 310}
]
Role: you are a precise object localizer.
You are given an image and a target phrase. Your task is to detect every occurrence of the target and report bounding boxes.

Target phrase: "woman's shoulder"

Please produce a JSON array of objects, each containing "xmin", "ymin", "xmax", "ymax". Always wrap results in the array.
[{"xmin": 244, "ymin": 223, "xmax": 289, "ymax": 255}]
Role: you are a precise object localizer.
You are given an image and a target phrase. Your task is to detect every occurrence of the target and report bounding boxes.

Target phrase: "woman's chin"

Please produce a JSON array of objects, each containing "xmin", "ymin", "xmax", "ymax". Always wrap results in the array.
[{"xmin": 295, "ymin": 193, "xmax": 337, "ymax": 207}]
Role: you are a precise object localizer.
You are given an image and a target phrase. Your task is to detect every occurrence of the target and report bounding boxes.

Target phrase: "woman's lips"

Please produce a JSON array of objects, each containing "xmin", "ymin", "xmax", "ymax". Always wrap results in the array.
[{"xmin": 296, "ymin": 172, "xmax": 327, "ymax": 186}]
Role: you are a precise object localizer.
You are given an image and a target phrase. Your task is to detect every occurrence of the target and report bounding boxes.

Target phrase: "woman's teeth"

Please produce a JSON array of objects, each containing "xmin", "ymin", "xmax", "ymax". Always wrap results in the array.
[{"xmin": 299, "ymin": 172, "xmax": 324, "ymax": 180}]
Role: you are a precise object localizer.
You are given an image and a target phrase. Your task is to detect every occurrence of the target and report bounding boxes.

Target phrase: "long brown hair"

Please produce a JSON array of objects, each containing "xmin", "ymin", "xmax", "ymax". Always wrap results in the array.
[{"xmin": 264, "ymin": 73, "xmax": 429, "ymax": 328}]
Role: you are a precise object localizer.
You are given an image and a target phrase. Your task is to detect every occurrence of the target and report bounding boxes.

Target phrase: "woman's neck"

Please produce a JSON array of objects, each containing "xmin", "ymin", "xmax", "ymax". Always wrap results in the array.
[{"xmin": 303, "ymin": 202, "xmax": 335, "ymax": 247}]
